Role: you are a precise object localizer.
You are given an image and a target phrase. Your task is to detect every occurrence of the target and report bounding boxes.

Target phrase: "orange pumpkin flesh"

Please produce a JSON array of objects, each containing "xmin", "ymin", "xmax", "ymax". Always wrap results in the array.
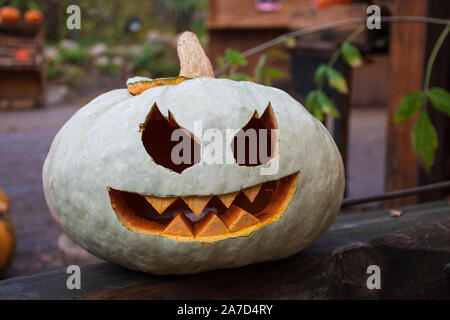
[
  {"xmin": 0, "ymin": 188, "xmax": 8, "ymax": 213},
  {"xmin": 164, "ymin": 212, "xmax": 193, "ymax": 237},
  {"xmin": 0, "ymin": 6, "xmax": 20, "ymax": 23},
  {"xmin": 0, "ymin": 188, "xmax": 15, "ymax": 275},
  {"xmin": 221, "ymin": 205, "xmax": 260, "ymax": 232},
  {"xmin": 109, "ymin": 172, "xmax": 299, "ymax": 242},
  {"xmin": 127, "ymin": 76, "xmax": 190, "ymax": 96}
]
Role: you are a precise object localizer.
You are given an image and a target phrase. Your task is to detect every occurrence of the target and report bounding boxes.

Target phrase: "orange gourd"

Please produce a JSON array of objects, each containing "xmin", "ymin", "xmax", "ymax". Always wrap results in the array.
[
  {"xmin": 0, "ymin": 6, "xmax": 20, "ymax": 23},
  {"xmin": 0, "ymin": 188, "xmax": 15, "ymax": 276},
  {"xmin": 25, "ymin": 9, "xmax": 43, "ymax": 24}
]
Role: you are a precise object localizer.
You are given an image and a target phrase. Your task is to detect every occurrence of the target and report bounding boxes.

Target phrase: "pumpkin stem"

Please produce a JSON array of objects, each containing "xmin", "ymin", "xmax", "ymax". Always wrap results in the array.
[{"xmin": 177, "ymin": 31, "xmax": 214, "ymax": 78}]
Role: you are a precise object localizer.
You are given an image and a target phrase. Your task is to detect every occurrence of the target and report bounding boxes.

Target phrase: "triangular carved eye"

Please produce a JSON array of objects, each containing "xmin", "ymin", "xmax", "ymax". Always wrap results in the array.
[
  {"xmin": 232, "ymin": 103, "xmax": 279, "ymax": 166},
  {"xmin": 141, "ymin": 104, "xmax": 200, "ymax": 173}
]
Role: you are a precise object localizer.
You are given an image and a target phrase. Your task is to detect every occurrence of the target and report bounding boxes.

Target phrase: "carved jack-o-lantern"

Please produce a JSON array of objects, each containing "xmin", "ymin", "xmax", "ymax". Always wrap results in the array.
[{"xmin": 43, "ymin": 32, "xmax": 344, "ymax": 274}]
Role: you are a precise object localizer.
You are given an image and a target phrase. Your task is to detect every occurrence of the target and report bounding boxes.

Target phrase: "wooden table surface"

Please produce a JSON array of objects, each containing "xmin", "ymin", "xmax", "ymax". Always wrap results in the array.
[{"xmin": 0, "ymin": 200, "xmax": 449, "ymax": 300}]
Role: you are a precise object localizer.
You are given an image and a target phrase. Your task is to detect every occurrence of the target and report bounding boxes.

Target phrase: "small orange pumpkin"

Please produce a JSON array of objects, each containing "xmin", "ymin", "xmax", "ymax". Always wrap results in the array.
[
  {"xmin": 0, "ymin": 187, "xmax": 16, "ymax": 276},
  {"xmin": 25, "ymin": 9, "xmax": 43, "ymax": 24},
  {"xmin": 0, "ymin": 6, "xmax": 21, "ymax": 23}
]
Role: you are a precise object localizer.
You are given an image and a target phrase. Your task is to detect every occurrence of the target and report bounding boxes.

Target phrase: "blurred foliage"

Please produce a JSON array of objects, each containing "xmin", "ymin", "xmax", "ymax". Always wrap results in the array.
[
  {"xmin": 45, "ymin": 40, "xmax": 179, "ymax": 84},
  {"xmin": 0, "ymin": 0, "xmax": 206, "ymax": 83},
  {"xmin": 305, "ymin": 26, "xmax": 366, "ymax": 122},
  {"xmin": 58, "ymin": 48, "xmax": 89, "ymax": 64},
  {"xmin": 394, "ymin": 25, "xmax": 450, "ymax": 169},
  {"xmin": 96, "ymin": 62, "xmax": 121, "ymax": 75},
  {"xmin": 0, "ymin": 0, "xmax": 207, "ymax": 43},
  {"xmin": 132, "ymin": 44, "xmax": 178, "ymax": 77},
  {"xmin": 217, "ymin": 48, "xmax": 288, "ymax": 86},
  {"xmin": 46, "ymin": 64, "xmax": 64, "ymax": 80},
  {"xmin": 306, "ymin": 23, "xmax": 450, "ymax": 170}
]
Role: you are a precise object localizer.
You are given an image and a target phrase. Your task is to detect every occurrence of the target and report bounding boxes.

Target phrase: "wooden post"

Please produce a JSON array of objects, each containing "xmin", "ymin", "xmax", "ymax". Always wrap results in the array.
[
  {"xmin": 385, "ymin": 0, "xmax": 428, "ymax": 207},
  {"xmin": 337, "ymin": 63, "xmax": 352, "ymax": 195},
  {"xmin": 419, "ymin": 0, "xmax": 450, "ymax": 202}
]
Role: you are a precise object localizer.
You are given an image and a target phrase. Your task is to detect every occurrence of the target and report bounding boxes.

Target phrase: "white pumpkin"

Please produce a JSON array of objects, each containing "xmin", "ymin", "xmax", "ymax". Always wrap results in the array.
[{"xmin": 42, "ymin": 32, "xmax": 344, "ymax": 274}]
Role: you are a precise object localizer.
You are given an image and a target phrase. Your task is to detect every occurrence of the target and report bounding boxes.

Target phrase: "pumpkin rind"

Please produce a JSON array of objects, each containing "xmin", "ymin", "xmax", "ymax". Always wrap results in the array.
[{"xmin": 43, "ymin": 78, "xmax": 345, "ymax": 274}]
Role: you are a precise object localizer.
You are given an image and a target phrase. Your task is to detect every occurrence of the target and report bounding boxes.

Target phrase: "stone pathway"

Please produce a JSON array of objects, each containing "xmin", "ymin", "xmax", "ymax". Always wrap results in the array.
[{"xmin": 1, "ymin": 106, "xmax": 84, "ymax": 278}]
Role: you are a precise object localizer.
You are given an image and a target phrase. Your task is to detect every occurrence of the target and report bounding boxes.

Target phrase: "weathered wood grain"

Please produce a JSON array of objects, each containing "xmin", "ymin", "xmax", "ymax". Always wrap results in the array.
[
  {"xmin": 385, "ymin": 0, "xmax": 428, "ymax": 206},
  {"xmin": 419, "ymin": 0, "xmax": 450, "ymax": 202},
  {"xmin": 0, "ymin": 201, "xmax": 449, "ymax": 299}
]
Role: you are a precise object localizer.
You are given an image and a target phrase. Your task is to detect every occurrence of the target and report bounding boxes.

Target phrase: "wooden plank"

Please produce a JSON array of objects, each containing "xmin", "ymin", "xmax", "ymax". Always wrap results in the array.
[
  {"xmin": 0, "ymin": 200, "xmax": 449, "ymax": 300},
  {"xmin": 350, "ymin": 54, "xmax": 389, "ymax": 107},
  {"xmin": 385, "ymin": 0, "xmax": 428, "ymax": 207},
  {"xmin": 207, "ymin": 0, "xmax": 311, "ymax": 29},
  {"xmin": 289, "ymin": 3, "xmax": 367, "ymax": 30},
  {"xmin": 0, "ymin": 23, "xmax": 41, "ymax": 35},
  {"xmin": 0, "ymin": 22, "xmax": 45, "ymax": 108},
  {"xmin": 335, "ymin": 63, "xmax": 352, "ymax": 196}
]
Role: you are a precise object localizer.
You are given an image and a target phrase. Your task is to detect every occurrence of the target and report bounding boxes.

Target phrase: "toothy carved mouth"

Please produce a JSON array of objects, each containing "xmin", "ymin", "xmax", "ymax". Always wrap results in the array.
[{"xmin": 109, "ymin": 172, "xmax": 299, "ymax": 242}]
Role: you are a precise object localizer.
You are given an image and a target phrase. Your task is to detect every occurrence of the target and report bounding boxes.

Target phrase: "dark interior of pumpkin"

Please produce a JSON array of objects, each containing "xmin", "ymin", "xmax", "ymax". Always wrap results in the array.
[{"xmin": 141, "ymin": 103, "xmax": 279, "ymax": 174}]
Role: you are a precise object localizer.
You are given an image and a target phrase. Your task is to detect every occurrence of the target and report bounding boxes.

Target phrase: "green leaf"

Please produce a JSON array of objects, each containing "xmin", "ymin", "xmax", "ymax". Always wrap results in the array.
[
  {"xmin": 253, "ymin": 54, "xmax": 267, "ymax": 82},
  {"xmin": 229, "ymin": 73, "xmax": 252, "ymax": 81},
  {"xmin": 394, "ymin": 91, "xmax": 424, "ymax": 122},
  {"xmin": 262, "ymin": 67, "xmax": 284, "ymax": 86},
  {"xmin": 224, "ymin": 49, "xmax": 248, "ymax": 67},
  {"xmin": 326, "ymin": 68, "xmax": 348, "ymax": 94},
  {"xmin": 305, "ymin": 91, "xmax": 317, "ymax": 112},
  {"xmin": 284, "ymin": 36, "xmax": 296, "ymax": 49},
  {"xmin": 263, "ymin": 67, "xmax": 284, "ymax": 79},
  {"xmin": 216, "ymin": 56, "xmax": 226, "ymax": 69},
  {"xmin": 268, "ymin": 49, "xmax": 290, "ymax": 60},
  {"xmin": 314, "ymin": 64, "xmax": 328, "ymax": 85},
  {"xmin": 426, "ymin": 87, "xmax": 450, "ymax": 116},
  {"xmin": 317, "ymin": 90, "xmax": 340, "ymax": 118},
  {"xmin": 313, "ymin": 105, "xmax": 324, "ymax": 121},
  {"xmin": 340, "ymin": 43, "xmax": 362, "ymax": 68},
  {"xmin": 413, "ymin": 110, "xmax": 438, "ymax": 169},
  {"xmin": 305, "ymin": 90, "xmax": 323, "ymax": 121}
]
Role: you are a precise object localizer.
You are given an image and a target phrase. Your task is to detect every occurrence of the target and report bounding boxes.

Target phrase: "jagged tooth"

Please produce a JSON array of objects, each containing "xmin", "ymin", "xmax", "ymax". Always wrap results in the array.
[
  {"xmin": 144, "ymin": 195, "xmax": 177, "ymax": 214},
  {"xmin": 242, "ymin": 184, "xmax": 262, "ymax": 203},
  {"xmin": 194, "ymin": 212, "xmax": 229, "ymax": 237},
  {"xmin": 217, "ymin": 191, "xmax": 239, "ymax": 208},
  {"xmin": 221, "ymin": 205, "xmax": 260, "ymax": 232},
  {"xmin": 182, "ymin": 195, "xmax": 212, "ymax": 216},
  {"xmin": 164, "ymin": 212, "xmax": 193, "ymax": 237}
]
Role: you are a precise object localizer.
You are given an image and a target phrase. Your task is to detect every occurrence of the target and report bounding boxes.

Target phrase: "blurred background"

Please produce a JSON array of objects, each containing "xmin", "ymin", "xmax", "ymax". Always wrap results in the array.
[{"xmin": 0, "ymin": 0, "xmax": 448, "ymax": 279}]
